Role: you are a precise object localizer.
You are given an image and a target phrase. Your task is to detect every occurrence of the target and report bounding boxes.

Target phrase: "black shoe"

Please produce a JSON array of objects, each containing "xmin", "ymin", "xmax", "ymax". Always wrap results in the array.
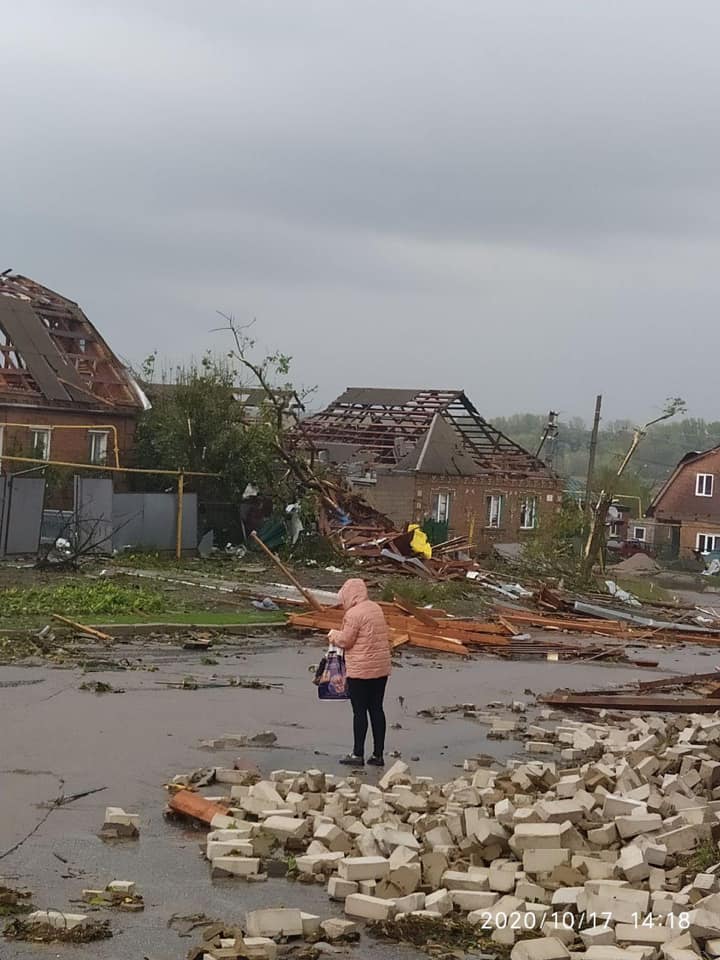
[
  {"xmin": 339, "ymin": 754, "xmax": 364, "ymax": 767},
  {"xmin": 367, "ymin": 754, "xmax": 385, "ymax": 767}
]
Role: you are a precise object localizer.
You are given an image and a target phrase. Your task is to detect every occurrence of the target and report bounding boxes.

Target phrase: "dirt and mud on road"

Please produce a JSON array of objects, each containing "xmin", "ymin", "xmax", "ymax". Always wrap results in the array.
[{"xmin": 1, "ymin": 618, "xmax": 718, "ymax": 959}]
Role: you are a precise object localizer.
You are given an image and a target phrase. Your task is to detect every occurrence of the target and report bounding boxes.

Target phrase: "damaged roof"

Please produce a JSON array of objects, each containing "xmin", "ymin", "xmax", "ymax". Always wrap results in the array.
[
  {"xmin": 300, "ymin": 387, "xmax": 554, "ymax": 479},
  {"xmin": 0, "ymin": 273, "xmax": 148, "ymax": 411}
]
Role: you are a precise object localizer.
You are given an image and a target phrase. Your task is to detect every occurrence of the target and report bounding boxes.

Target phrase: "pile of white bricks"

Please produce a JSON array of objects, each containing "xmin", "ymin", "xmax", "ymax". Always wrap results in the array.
[
  {"xmin": 190, "ymin": 710, "xmax": 720, "ymax": 960},
  {"xmin": 193, "ymin": 909, "xmax": 357, "ymax": 959}
]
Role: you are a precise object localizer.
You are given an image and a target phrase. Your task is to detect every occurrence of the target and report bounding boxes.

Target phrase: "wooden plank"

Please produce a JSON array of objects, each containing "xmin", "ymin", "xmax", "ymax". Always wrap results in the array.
[
  {"xmin": 540, "ymin": 694, "xmax": 720, "ymax": 713},
  {"xmin": 407, "ymin": 631, "xmax": 469, "ymax": 655},
  {"xmin": 393, "ymin": 595, "xmax": 439, "ymax": 627}
]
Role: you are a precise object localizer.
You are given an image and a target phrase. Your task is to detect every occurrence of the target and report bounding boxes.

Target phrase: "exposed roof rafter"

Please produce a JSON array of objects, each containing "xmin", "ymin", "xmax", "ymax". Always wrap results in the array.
[{"xmin": 300, "ymin": 387, "xmax": 553, "ymax": 479}]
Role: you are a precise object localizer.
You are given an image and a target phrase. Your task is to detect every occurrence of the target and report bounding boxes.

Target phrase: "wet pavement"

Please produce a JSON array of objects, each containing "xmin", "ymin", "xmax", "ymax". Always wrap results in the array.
[{"xmin": 1, "ymin": 631, "xmax": 717, "ymax": 958}]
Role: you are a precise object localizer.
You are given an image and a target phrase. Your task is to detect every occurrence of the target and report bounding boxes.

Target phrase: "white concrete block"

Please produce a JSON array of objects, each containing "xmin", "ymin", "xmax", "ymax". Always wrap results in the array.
[
  {"xmin": 510, "ymin": 936, "xmax": 571, "ymax": 960},
  {"xmin": 244, "ymin": 909, "xmax": 303, "ymax": 941},
  {"xmin": 344, "ymin": 893, "xmax": 396, "ymax": 921},
  {"xmin": 328, "ymin": 877, "xmax": 359, "ymax": 900},
  {"xmin": 338, "ymin": 857, "xmax": 390, "ymax": 881},
  {"xmin": 424, "ymin": 888, "xmax": 452, "ymax": 916}
]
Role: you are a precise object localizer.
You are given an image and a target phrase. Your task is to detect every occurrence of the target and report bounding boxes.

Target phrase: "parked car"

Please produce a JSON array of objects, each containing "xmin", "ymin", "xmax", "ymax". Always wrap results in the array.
[{"xmin": 606, "ymin": 538, "xmax": 655, "ymax": 559}]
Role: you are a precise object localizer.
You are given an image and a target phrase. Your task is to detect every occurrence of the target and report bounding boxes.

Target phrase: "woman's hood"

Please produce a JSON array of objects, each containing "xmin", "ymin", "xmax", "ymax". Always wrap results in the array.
[{"xmin": 338, "ymin": 578, "xmax": 369, "ymax": 610}]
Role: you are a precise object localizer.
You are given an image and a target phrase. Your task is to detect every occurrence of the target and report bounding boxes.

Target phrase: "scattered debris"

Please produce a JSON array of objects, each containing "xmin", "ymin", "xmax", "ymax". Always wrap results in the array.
[
  {"xmin": 99, "ymin": 806, "xmax": 139, "ymax": 840},
  {"xmin": 82, "ymin": 880, "xmax": 144, "ymax": 912},
  {"xmin": 79, "ymin": 680, "xmax": 124, "ymax": 694},
  {"xmin": 199, "ymin": 732, "xmax": 279, "ymax": 750},
  {"xmin": 168, "ymin": 707, "xmax": 720, "ymax": 960},
  {"xmin": 183, "ymin": 633, "xmax": 213, "ymax": 650},
  {"xmin": 4, "ymin": 911, "xmax": 112, "ymax": 944},
  {"xmin": 51, "ymin": 615, "xmax": 113, "ymax": 643},
  {"xmin": 0, "ymin": 883, "xmax": 34, "ymax": 917}
]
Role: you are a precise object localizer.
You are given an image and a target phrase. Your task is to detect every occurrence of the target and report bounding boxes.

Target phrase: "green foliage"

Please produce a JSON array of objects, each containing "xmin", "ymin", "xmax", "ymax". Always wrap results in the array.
[
  {"xmin": 0, "ymin": 581, "xmax": 167, "ymax": 617},
  {"xmin": 133, "ymin": 354, "xmax": 292, "ymax": 502},
  {"xmin": 520, "ymin": 500, "xmax": 585, "ymax": 582},
  {"xmin": 380, "ymin": 577, "xmax": 467, "ymax": 607},
  {"xmin": 687, "ymin": 840, "xmax": 720, "ymax": 872},
  {"xmin": 494, "ymin": 413, "xmax": 720, "ymax": 496},
  {"xmin": 612, "ymin": 578, "xmax": 670, "ymax": 603}
]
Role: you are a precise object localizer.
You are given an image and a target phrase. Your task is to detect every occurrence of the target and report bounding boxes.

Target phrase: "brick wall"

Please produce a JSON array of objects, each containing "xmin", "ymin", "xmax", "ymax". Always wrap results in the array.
[
  {"xmin": 653, "ymin": 449, "xmax": 720, "ymax": 524},
  {"xmin": 0, "ymin": 408, "xmax": 138, "ymax": 471},
  {"xmin": 359, "ymin": 469, "xmax": 563, "ymax": 554},
  {"xmin": 679, "ymin": 520, "xmax": 720, "ymax": 558},
  {"xmin": 413, "ymin": 474, "xmax": 562, "ymax": 553},
  {"xmin": 351, "ymin": 473, "xmax": 416, "ymax": 528}
]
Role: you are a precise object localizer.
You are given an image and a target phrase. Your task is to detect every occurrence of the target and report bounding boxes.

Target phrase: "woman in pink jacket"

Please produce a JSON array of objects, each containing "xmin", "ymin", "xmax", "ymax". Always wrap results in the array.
[{"xmin": 328, "ymin": 578, "xmax": 392, "ymax": 767}]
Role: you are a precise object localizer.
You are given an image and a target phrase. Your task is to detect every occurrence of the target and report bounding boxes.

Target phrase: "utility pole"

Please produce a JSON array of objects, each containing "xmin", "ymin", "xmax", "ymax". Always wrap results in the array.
[
  {"xmin": 584, "ymin": 395, "xmax": 602, "ymax": 519},
  {"xmin": 536, "ymin": 410, "xmax": 559, "ymax": 469}
]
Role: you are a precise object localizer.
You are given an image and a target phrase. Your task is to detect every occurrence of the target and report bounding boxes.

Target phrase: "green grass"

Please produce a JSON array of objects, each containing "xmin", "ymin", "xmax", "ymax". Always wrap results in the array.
[
  {"xmin": 0, "ymin": 581, "xmax": 168, "ymax": 617},
  {"xmin": 380, "ymin": 576, "xmax": 468, "ymax": 608},
  {"xmin": 613, "ymin": 578, "xmax": 671, "ymax": 604},
  {"xmin": 686, "ymin": 840, "xmax": 720, "ymax": 872},
  {"xmin": 87, "ymin": 610, "xmax": 286, "ymax": 625}
]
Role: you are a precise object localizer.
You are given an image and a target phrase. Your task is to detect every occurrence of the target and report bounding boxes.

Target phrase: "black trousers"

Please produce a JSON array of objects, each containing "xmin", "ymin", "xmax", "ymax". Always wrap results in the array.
[{"xmin": 346, "ymin": 676, "xmax": 388, "ymax": 758}]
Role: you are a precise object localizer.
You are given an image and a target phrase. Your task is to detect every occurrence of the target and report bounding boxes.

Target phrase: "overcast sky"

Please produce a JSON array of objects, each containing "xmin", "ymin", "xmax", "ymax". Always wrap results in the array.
[{"xmin": 3, "ymin": 1, "xmax": 719, "ymax": 422}]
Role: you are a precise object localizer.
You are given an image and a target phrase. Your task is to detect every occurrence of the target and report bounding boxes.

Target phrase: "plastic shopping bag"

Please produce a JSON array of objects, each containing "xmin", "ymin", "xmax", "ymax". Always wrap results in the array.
[{"xmin": 313, "ymin": 649, "xmax": 349, "ymax": 701}]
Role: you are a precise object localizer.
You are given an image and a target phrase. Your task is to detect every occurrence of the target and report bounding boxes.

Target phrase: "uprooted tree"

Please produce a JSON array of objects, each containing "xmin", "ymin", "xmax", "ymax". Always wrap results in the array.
[
  {"xmin": 580, "ymin": 397, "xmax": 686, "ymax": 581},
  {"xmin": 212, "ymin": 314, "xmax": 377, "ymax": 523}
]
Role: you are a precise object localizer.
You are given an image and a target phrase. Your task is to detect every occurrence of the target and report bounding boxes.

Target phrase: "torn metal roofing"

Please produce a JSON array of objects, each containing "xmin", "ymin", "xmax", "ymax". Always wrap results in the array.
[
  {"xmin": 0, "ymin": 274, "xmax": 145, "ymax": 410},
  {"xmin": 301, "ymin": 387, "xmax": 554, "ymax": 479}
]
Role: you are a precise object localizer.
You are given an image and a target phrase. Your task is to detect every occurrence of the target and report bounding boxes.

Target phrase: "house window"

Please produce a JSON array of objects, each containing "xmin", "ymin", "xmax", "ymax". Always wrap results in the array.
[
  {"xmin": 486, "ymin": 495, "xmax": 503, "ymax": 528},
  {"xmin": 432, "ymin": 492, "xmax": 451, "ymax": 524},
  {"xmin": 609, "ymin": 522, "xmax": 621, "ymax": 538},
  {"xmin": 633, "ymin": 526, "xmax": 646, "ymax": 542},
  {"xmin": 89, "ymin": 430, "xmax": 109, "ymax": 465},
  {"xmin": 520, "ymin": 496, "xmax": 537, "ymax": 530},
  {"xmin": 697, "ymin": 533, "xmax": 720, "ymax": 554},
  {"xmin": 696, "ymin": 473, "xmax": 714, "ymax": 497},
  {"xmin": 30, "ymin": 428, "xmax": 50, "ymax": 461}
]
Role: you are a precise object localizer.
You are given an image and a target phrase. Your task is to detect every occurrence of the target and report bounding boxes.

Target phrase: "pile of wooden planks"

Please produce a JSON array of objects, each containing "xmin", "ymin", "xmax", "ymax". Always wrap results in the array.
[
  {"xmin": 541, "ymin": 670, "xmax": 720, "ymax": 713},
  {"xmin": 496, "ymin": 605, "xmax": 720, "ymax": 647},
  {"xmin": 288, "ymin": 597, "xmax": 638, "ymax": 661}
]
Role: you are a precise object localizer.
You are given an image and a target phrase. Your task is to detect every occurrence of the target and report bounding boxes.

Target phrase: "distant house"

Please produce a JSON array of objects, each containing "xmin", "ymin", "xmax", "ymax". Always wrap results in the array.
[
  {"xmin": 299, "ymin": 387, "xmax": 563, "ymax": 551},
  {"xmin": 645, "ymin": 446, "xmax": 720, "ymax": 558},
  {"xmin": 0, "ymin": 274, "xmax": 149, "ymax": 471}
]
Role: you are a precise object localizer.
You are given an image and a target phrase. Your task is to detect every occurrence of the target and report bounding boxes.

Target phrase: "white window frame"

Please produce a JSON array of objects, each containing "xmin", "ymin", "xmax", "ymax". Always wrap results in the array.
[
  {"xmin": 519, "ymin": 496, "xmax": 538, "ymax": 530},
  {"xmin": 696, "ymin": 473, "xmax": 714, "ymax": 497},
  {"xmin": 609, "ymin": 522, "xmax": 621, "ymax": 538},
  {"xmin": 30, "ymin": 427, "xmax": 51, "ymax": 461},
  {"xmin": 633, "ymin": 526, "xmax": 646, "ymax": 542},
  {"xmin": 486, "ymin": 494, "xmax": 503, "ymax": 529},
  {"xmin": 696, "ymin": 532, "xmax": 720, "ymax": 554},
  {"xmin": 88, "ymin": 430, "xmax": 109, "ymax": 465},
  {"xmin": 433, "ymin": 491, "xmax": 451, "ymax": 524}
]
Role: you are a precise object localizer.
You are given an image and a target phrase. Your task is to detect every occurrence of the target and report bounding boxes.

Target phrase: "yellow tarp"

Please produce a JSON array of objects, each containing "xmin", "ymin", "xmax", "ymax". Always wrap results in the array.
[{"xmin": 408, "ymin": 524, "xmax": 432, "ymax": 559}]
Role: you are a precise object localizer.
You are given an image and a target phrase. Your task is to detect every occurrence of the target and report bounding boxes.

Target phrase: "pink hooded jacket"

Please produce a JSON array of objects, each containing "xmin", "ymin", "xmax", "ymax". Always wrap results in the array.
[{"xmin": 328, "ymin": 579, "xmax": 392, "ymax": 680}]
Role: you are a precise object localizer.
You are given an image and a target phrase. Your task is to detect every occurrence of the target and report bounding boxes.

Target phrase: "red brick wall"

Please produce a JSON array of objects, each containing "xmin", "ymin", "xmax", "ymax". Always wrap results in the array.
[
  {"xmin": 0, "ymin": 408, "xmax": 138, "ymax": 471},
  {"xmin": 653, "ymin": 450, "xmax": 720, "ymax": 524},
  {"xmin": 354, "ymin": 473, "xmax": 416, "ymax": 527},
  {"xmin": 364, "ymin": 469, "xmax": 563, "ymax": 553},
  {"xmin": 413, "ymin": 474, "xmax": 562, "ymax": 552},
  {"xmin": 678, "ymin": 520, "xmax": 720, "ymax": 558}
]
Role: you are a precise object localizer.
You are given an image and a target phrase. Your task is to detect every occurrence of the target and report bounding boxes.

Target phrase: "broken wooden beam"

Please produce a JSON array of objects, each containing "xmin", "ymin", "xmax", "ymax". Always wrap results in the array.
[{"xmin": 540, "ymin": 693, "xmax": 720, "ymax": 712}]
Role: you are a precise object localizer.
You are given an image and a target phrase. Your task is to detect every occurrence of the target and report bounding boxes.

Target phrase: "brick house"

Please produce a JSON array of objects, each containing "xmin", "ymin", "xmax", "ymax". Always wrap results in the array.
[
  {"xmin": 300, "ymin": 388, "xmax": 563, "ymax": 552},
  {"xmin": 0, "ymin": 274, "xmax": 149, "ymax": 473},
  {"xmin": 646, "ymin": 446, "xmax": 720, "ymax": 558}
]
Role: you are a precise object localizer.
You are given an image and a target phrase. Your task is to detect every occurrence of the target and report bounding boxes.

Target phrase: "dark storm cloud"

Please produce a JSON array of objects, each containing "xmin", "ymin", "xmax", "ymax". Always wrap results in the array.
[{"xmin": 3, "ymin": 0, "xmax": 720, "ymax": 419}]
